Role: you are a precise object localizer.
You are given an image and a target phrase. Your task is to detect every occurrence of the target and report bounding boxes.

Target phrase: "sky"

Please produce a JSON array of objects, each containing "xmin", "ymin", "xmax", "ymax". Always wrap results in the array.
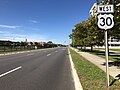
[{"xmin": 0, "ymin": 0, "xmax": 97, "ymax": 44}]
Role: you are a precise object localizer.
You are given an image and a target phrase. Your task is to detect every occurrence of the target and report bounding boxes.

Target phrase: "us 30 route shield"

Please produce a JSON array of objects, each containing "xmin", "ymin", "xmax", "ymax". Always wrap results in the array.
[{"xmin": 97, "ymin": 14, "xmax": 114, "ymax": 30}]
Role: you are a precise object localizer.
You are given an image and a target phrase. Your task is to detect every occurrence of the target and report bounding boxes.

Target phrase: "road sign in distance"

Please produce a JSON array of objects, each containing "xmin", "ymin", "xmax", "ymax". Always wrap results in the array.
[
  {"xmin": 98, "ymin": 14, "xmax": 114, "ymax": 30},
  {"xmin": 97, "ymin": 5, "xmax": 114, "ymax": 13}
]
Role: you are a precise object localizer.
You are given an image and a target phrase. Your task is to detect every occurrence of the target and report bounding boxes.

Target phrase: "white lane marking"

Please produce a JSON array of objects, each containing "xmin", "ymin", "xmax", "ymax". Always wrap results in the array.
[
  {"xmin": 47, "ymin": 54, "xmax": 51, "ymax": 56},
  {"xmin": 0, "ymin": 66, "xmax": 22, "ymax": 78},
  {"xmin": 68, "ymin": 48, "xmax": 83, "ymax": 90},
  {"xmin": 55, "ymin": 51, "xmax": 58, "ymax": 52},
  {"xmin": 27, "ymin": 53, "xmax": 34, "ymax": 56}
]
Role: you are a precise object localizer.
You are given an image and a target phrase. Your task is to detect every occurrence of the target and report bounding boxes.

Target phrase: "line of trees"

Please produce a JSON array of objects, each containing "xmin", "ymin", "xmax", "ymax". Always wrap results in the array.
[
  {"xmin": 34, "ymin": 41, "xmax": 58, "ymax": 48},
  {"xmin": 0, "ymin": 41, "xmax": 58, "ymax": 47},
  {"xmin": 0, "ymin": 41, "xmax": 59, "ymax": 52},
  {"xmin": 69, "ymin": 0, "xmax": 120, "ymax": 51}
]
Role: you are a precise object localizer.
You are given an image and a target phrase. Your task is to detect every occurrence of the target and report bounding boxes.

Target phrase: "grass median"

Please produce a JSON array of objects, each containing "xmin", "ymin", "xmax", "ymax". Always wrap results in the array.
[{"xmin": 69, "ymin": 48, "xmax": 120, "ymax": 90}]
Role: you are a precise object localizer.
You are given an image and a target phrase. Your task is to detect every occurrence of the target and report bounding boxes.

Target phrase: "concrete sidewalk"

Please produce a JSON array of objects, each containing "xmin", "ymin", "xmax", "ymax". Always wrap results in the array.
[{"xmin": 71, "ymin": 47, "xmax": 120, "ymax": 79}]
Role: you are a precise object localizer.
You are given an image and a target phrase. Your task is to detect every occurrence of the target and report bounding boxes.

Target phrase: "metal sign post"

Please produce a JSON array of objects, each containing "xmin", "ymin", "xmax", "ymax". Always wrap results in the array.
[
  {"xmin": 97, "ymin": 4, "xmax": 114, "ymax": 88},
  {"xmin": 105, "ymin": 30, "xmax": 109, "ymax": 87}
]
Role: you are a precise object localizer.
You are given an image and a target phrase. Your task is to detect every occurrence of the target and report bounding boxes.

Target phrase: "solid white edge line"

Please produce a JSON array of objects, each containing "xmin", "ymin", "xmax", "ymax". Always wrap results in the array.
[
  {"xmin": 0, "ymin": 66, "xmax": 22, "ymax": 78},
  {"xmin": 68, "ymin": 48, "xmax": 83, "ymax": 90}
]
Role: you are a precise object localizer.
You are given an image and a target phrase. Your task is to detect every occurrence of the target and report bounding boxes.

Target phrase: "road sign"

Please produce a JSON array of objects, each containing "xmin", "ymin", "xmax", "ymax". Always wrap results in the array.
[
  {"xmin": 97, "ymin": 5, "xmax": 114, "ymax": 13},
  {"xmin": 98, "ymin": 14, "xmax": 114, "ymax": 30},
  {"xmin": 97, "ymin": 4, "xmax": 115, "ymax": 88}
]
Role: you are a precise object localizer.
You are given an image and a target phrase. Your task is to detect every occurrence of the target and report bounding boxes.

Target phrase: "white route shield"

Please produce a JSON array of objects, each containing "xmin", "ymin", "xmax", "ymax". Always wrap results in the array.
[{"xmin": 97, "ymin": 14, "xmax": 114, "ymax": 30}]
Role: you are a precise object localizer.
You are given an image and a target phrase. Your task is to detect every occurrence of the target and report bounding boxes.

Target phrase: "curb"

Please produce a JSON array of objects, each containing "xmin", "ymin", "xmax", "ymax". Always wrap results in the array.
[{"xmin": 68, "ymin": 48, "xmax": 83, "ymax": 90}]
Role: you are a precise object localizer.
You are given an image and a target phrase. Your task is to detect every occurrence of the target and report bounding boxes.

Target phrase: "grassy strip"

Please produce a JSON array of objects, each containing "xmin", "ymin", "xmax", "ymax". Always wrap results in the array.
[
  {"xmin": 110, "ymin": 49, "xmax": 120, "ymax": 52},
  {"xmin": 94, "ymin": 48, "xmax": 105, "ymax": 50},
  {"xmin": 69, "ymin": 48, "xmax": 120, "ymax": 90}
]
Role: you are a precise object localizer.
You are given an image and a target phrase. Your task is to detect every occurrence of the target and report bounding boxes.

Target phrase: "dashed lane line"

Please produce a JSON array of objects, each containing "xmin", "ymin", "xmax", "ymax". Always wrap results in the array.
[
  {"xmin": 27, "ymin": 53, "xmax": 34, "ymax": 56},
  {"xmin": 0, "ymin": 66, "xmax": 22, "ymax": 78},
  {"xmin": 55, "ymin": 51, "xmax": 58, "ymax": 52},
  {"xmin": 47, "ymin": 54, "xmax": 51, "ymax": 56}
]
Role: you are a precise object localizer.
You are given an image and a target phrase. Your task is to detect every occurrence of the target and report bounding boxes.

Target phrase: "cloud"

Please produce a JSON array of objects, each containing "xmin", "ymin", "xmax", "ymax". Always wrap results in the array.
[
  {"xmin": 29, "ymin": 20, "xmax": 38, "ymax": 24},
  {"xmin": 0, "ymin": 30, "xmax": 11, "ymax": 35},
  {"xmin": 0, "ymin": 30, "xmax": 49, "ymax": 42},
  {"xmin": 0, "ymin": 31, "xmax": 4, "ymax": 33},
  {"xmin": 0, "ymin": 25, "xmax": 19, "ymax": 29},
  {"xmin": 0, "ymin": 30, "xmax": 25, "ymax": 41},
  {"xmin": 0, "ymin": 27, "xmax": 52, "ymax": 42}
]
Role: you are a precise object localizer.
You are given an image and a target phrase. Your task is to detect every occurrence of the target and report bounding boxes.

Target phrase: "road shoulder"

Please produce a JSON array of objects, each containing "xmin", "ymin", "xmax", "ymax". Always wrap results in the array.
[{"xmin": 68, "ymin": 48, "xmax": 83, "ymax": 90}]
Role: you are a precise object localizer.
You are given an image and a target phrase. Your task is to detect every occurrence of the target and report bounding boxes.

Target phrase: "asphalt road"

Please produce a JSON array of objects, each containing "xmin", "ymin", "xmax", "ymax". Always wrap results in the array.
[{"xmin": 0, "ymin": 47, "xmax": 75, "ymax": 90}]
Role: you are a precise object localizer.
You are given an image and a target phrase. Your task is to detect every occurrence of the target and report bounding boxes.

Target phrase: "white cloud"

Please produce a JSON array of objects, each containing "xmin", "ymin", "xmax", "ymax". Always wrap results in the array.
[
  {"xmin": 0, "ymin": 26, "xmax": 52, "ymax": 42},
  {"xmin": 0, "ymin": 30, "xmax": 49, "ymax": 42},
  {"xmin": 29, "ymin": 20, "xmax": 38, "ymax": 24},
  {"xmin": 0, "ymin": 25, "xmax": 19, "ymax": 29},
  {"xmin": 0, "ymin": 30, "xmax": 25, "ymax": 41},
  {"xmin": 0, "ymin": 31, "xmax": 4, "ymax": 33}
]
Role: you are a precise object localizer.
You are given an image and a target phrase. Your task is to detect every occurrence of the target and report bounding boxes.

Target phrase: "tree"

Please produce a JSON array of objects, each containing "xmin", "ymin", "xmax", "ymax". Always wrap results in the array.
[
  {"xmin": 35, "ymin": 42, "xmax": 39, "ymax": 46},
  {"xmin": 69, "ymin": 17, "xmax": 104, "ymax": 51},
  {"xmin": 47, "ymin": 41, "xmax": 53, "ymax": 44},
  {"xmin": 20, "ymin": 42, "xmax": 27, "ymax": 46},
  {"xmin": 30, "ymin": 42, "xmax": 33, "ymax": 46},
  {"xmin": 69, "ymin": 0, "xmax": 120, "ymax": 51},
  {"xmin": 46, "ymin": 41, "xmax": 58, "ymax": 48},
  {"xmin": 69, "ymin": 0, "xmax": 120, "ymax": 50}
]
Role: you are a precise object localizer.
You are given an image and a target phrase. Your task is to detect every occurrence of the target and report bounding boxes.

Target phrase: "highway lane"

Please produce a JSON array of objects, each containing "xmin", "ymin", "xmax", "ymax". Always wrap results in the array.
[
  {"xmin": 0, "ymin": 48, "xmax": 59, "ymax": 75},
  {"xmin": 0, "ymin": 47, "xmax": 75, "ymax": 90}
]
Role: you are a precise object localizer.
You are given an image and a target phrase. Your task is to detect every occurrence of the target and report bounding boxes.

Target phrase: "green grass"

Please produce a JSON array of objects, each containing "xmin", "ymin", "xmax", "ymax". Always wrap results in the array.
[
  {"xmin": 110, "ymin": 49, "xmax": 120, "ymax": 52},
  {"xmin": 94, "ymin": 48, "xmax": 105, "ymax": 50},
  {"xmin": 69, "ymin": 48, "xmax": 120, "ymax": 90}
]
